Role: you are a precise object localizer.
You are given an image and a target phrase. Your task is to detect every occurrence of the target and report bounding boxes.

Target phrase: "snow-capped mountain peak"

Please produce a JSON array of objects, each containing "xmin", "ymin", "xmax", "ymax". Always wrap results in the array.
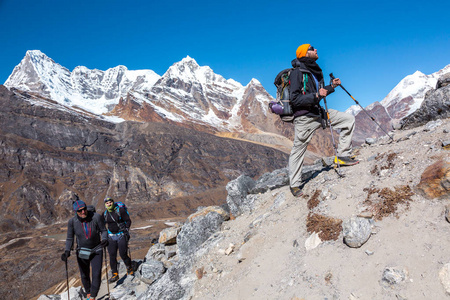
[
  {"xmin": 248, "ymin": 78, "xmax": 261, "ymax": 86},
  {"xmin": 4, "ymin": 51, "xmax": 161, "ymax": 118},
  {"xmin": 164, "ymin": 56, "xmax": 228, "ymax": 85},
  {"xmin": 4, "ymin": 50, "xmax": 449, "ymax": 141},
  {"xmin": 379, "ymin": 65, "xmax": 449, "ymax": 120},
  {"xmin": 5, "ymin": 50, "xmax": 69, "ymax": 96}
]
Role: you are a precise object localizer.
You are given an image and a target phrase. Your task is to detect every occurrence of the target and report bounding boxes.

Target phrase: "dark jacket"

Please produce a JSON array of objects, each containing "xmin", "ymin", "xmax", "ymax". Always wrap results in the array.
[
  {"xmin": 65, "ymin": 211, "xmax": 107, "ymax": 251},
  {"xmin": 104, "ymin": 206, "xmax": 131, "ymax": 234},
  {"xmin": 289, "ymin": 58, "xmax": 335, "ymax": 117}
]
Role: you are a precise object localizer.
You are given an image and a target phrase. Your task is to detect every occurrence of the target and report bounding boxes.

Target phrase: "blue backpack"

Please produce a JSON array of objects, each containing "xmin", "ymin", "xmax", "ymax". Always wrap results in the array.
[{"xmin": 104, "ymin": 201, "xmax": 130, "ymax": 229}]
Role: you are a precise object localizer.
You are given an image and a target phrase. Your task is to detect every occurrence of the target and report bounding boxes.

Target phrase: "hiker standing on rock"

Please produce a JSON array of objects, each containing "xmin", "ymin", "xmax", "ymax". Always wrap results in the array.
[
  {"xmin": 61, "ymin": 200, "xmax": 108, "ymax": 300},
  {"xmin": 288, "ymin": 44, "xmax": 358, "ymax": 197},
  {"xmin": 102, "ymin": 197, "xmax": 134, "ymax": 283}
]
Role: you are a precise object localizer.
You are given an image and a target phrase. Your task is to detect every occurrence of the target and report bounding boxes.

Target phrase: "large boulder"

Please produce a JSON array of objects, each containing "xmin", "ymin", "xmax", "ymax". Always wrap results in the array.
[
  {"xmin": 225, "ymin": 175, "xmax": 256, "ymax": 216},
  {"xmin": 142, "ymin": 257, "xmax": 194, "ymax": 300},
  {"xmin": 416, "ymin": 160, "xmax": 450, "ymax": 199},
  {"xmin": 177, "ymin": 212, "xmax": 225, "ymax": 258},
  {"xmin": 138, "ymin": 259, "xmax": 166, "ymax": 285},
  {"xmin": 401, "ymin": 84, "xmax": 450, "ymax": 129},
  {"xmin": 159, "ymin": 226, "xmax": 182, "ymax": 245},
  {"xmin": 249, "ymin": 168, "xmax": 289, "ymax": 194},
  {"xmin": 187, "ymin": 205, "xmax": 230, "ymax": 222}
]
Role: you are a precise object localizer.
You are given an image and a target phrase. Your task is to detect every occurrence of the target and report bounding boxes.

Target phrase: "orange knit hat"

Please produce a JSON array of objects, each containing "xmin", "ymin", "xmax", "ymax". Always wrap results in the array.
[{"xmin": 296, "ymin": 44, "xmax": 311, "ymax": 58}]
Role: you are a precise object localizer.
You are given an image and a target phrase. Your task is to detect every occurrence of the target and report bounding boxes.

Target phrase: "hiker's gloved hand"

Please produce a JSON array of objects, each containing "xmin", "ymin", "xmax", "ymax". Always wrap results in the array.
[
  {"xmin": 101, "ymin": 239, "xmax": 109, "ymax": 248},
  {"xmin": 61, "ymin": 250, "xmax": 70, "ymax": 262}
]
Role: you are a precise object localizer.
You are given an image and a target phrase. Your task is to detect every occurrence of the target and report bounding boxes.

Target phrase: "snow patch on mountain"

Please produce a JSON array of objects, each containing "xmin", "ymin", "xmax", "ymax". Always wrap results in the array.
[
  {"xmin": 5, "ymin": 50, "xmax": 161, "ymax": 117},
  {"xmin": 345, "ymin": 104, "xmax": 362, "ymax": 116},
  {"xmin": 380, "ymin": 65, "xmax": 450, "ymax": 118},
  {"xmin": 4, "ymin": 50, "xmax": 449, "ymax": 134}
]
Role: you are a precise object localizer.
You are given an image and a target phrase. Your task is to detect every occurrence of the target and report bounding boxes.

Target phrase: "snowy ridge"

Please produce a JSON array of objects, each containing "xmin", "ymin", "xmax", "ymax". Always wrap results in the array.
[
  {"xmin": 133, "ymin": 55, "xmax": 251, "ymax": 131},
  {"xmin": 5, "ymin": 50, "xmax": 161, "ymax": 115},
  {"xmin": 380, "ymin": 65, "xmax": 450, "ymax": 117},
  {"xmin": 4, "ymin": 50, "xmax": 449, "ymax": 133},
  {"xmin": 345, "ymin": 104, "xmax": 362, "ymax": 116}
]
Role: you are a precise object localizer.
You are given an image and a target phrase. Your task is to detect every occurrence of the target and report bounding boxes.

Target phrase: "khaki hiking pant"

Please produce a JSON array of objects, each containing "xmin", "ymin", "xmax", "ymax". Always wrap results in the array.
[{"xmin": 289, "ymin": 109, "xmax": 355, "ymax": 188}]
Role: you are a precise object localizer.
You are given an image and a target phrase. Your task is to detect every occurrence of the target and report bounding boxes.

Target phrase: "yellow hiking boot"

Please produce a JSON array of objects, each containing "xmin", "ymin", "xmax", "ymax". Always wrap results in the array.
[{"xmin": 334, "ymin": 156, "xmax": 359, "ymax": 166}]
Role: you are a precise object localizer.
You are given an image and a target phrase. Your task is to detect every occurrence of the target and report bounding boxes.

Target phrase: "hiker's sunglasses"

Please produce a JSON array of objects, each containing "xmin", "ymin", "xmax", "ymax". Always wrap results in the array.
[
  {"xmin": 308, "ymin": 46, "xmax": 315, "ymax": 51},
  {"xmin": 77, "ymin": 207, "xmax": 87, "ymax": 213}
]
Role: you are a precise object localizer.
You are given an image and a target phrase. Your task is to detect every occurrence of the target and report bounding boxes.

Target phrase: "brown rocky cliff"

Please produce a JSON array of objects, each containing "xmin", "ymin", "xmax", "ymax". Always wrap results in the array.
[{"xmin": 0, "ymin": 85, "xmax": 289, "ymax": 233}]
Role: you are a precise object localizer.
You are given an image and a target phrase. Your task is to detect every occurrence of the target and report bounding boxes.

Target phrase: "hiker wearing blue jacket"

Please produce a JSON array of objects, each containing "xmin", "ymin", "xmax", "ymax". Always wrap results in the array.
[
  {"xmin": 103, "ymin": 197, "xmax": 133, "ymax": 283},
  {"xmin": 288, "ymin": 44, "xmax": 358, "ymax": 197},
  {"xmin": 61, "ymin": 200, "xmax": 108, "ymax": 300}
]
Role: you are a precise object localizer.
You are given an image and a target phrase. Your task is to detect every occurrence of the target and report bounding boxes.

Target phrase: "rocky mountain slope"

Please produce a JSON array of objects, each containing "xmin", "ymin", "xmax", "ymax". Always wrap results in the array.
[
  {"xmin": 0, "ymin": 84, "xmax": 291, "ymax": 232},
  {"xmin": 40, "ymin": 106, "xmax": 450, "ymax": 300},
  {"xmin": 0, "ymin": 83, "xmax": 291, "ymax": 299}
]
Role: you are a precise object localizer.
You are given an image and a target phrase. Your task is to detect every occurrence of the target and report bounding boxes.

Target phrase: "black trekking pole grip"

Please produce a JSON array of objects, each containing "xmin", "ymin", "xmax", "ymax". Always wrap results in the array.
[{"xmin": 329, "ymin": 73, "xmax": 354, "ymax": 100}]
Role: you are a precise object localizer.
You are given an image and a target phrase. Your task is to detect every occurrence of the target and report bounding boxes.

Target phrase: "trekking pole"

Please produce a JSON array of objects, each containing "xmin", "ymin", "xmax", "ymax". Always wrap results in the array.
[
  {"xmin": 126, "ymin": 230, "xmax": 135, "ymax": 272},
  {"xmin": 65, "ymin": 258, "xmax": 70, "ymax": 300},
  {"xmin": 321, "ymin": 92, "xmax": 344, "ymax": 177},
  {"xmin": 104, "ymin": 246, "xmax": 111, "ymax": 299},
  {"xmin": 329, "ymin": 73, "xmax": 394, "ymax": 142}
]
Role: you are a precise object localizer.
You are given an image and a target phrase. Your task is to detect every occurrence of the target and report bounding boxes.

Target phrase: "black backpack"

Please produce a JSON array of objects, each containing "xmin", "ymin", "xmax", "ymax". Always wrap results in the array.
[{"xmin": 269, "ymin": 68, "xmax": 295, "ymax": 122}]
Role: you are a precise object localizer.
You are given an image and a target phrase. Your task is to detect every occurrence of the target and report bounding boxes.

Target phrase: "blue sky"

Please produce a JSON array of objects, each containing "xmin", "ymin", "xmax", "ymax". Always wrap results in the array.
[{"xmin": 0, "ymin": 0, "xmax": 449, "ymax": 111}]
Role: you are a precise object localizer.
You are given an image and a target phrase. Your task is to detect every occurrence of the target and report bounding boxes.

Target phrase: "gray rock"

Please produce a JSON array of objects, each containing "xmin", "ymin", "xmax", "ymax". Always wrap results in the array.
[
  {"xmin": 141, "ymin": 257, "xmax": 194, "ymax": 300},
  {"xmin": 243, "ymin": 194, "xmax": 261, "ymax": 214},
  {"xmin": 139, "ymin": 259, "xmax": 166, "ymax": 285},
  {"xmin": 365, "ymin": 138, "xmax": 377, "ymax": 145},
  {"xmin": 270, "ymin": 192, "xmax": 286, "ymax": 210},
  {"xmin": 301, "ymin": 163, "xmax": 324, "ymax": 182},
  {"xmin": 243, "ymin": 230, "xmax": 256, "ymax": 243},
  {"xmin": 249, "ymin": 168, "xmax": 289, "ymax": 194},
  {"xmin": 392, "ymin": 121, "xmax": 402, "ymax": 130},
  {"xmin": 159, "ymin": 227, "xmax": 182, "ymax": 245},
  {"xmin": 37, "ymin": 295, "xmax": 61, "ymax": 300},
  {"xmin": 321, "ymin": 157, "xmax": 335, "ymax": 167},
  {"xmin": 60, "ymin": 287, "xmax": 84, "ymax": 300},
  {"xmin": 424, "ymin": 119, "xmax": 443, "ymax": 131},
  {"xmin": 342, "ymin": 217, "xmax": 372, "ymax": 248},
  {"xmin": 177, "ymin": 212, "xmax": 224, "ymax": 258},
  {"xmin": 249, "ymin": 212, "xmax": 270, "ymax": 228},
  {"xmin": 226, "ymin": 175, "xmax": 256, "ymax": 216},
  {"xmin": 382, "ymin": 267, "xmax": 408, "ymax": 285},
  {"xmin": 437, "ymin": 73, "xmax": 450, "ymax": 88},
  {"xmin": 401, "ymin": 84, "xmax": 450, "ymax": 129},
  {"xmin": 145, "ymin": 243, "xmax": 166, "ymax": 261},
  {"xmin": 443, "ymin": 140, "xmax": 450, "ymax": 148},
  {"xmin": 187, "ymin": 206, "xmax": 230, "ymax": 222},
  {"xmin": 165, "ymin": 244, "xmax": 178, "ymax": 259},
  {"xmin": 110, "ymin": 287, "xmax": 134, "ymax": 300},
  {"xmin": 439, "ymin": 263, "xmax": 450, "ymax": 295}
]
